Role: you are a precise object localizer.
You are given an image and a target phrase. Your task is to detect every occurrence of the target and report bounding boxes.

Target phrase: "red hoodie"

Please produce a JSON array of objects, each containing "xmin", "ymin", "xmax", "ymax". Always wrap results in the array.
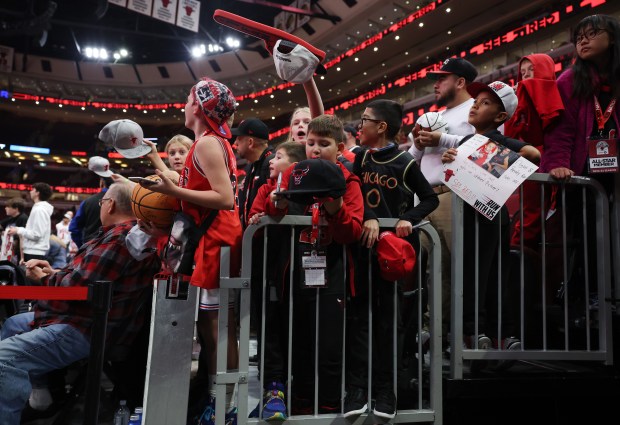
[{"xmin": 505, "ymin": 53, "xmax": 564, "ymax": 146}]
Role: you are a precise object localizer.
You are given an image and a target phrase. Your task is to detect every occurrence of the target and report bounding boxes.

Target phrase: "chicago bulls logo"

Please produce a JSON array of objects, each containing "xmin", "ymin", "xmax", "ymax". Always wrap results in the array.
[
  {"xmin": 444, "ymin": 168, "xmax": 455, "ymax": 182},
  {"xmin": 291, "ymin": 167, "xmax": 310, "ymax": 185},
  {"xmin": 489, "ymin": 81, "xmax": 506, "ymax": 92},
  {"xmin": 162, "ymin": 0, "xmax": 171, "ymax": 7},
  {"xmin": 130, "ymin": 136, "xmax": 138, "ymax": 146}
]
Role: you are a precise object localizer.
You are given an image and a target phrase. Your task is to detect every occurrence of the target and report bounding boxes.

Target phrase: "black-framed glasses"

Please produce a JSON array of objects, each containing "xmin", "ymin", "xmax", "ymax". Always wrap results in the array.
[
  {"xmin": 575, "ymin": 28, "xmax": 605, "ymax": 45},
  {"xmin": 98, "ymin": 197, "xmax": 113, "ymax": 207},
  {"xmin": 359, "ymin": 117, "xmax": 384, "ymax": 127}
]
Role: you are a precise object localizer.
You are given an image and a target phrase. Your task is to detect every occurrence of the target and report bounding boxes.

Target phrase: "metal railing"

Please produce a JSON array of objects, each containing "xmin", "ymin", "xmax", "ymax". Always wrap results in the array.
[
  {"xmin": 450, "ymin": 173, "xmax": 614, "ymax": 378},
  {"xmin": 217, "ymin": 216, "xmax": 443, "ymax": 425}
]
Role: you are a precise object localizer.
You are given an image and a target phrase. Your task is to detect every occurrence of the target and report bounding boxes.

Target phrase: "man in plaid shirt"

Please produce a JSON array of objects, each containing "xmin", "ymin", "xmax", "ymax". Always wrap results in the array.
[{"xmin": 0, "ymin": 183, "xmax": 160, "ymax": 424}]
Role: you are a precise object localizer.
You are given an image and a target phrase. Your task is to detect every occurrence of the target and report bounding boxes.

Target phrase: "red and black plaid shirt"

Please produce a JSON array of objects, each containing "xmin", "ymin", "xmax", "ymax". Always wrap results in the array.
[{"xmin": 34, "ymin": 220, "xmax": 161, "ymax": 346}]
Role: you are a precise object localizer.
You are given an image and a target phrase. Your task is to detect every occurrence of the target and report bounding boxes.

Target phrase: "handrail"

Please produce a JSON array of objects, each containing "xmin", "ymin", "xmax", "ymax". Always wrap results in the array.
[{"xmin": 0, "ymin": 280, "xmax": 112, "ymax": 425}]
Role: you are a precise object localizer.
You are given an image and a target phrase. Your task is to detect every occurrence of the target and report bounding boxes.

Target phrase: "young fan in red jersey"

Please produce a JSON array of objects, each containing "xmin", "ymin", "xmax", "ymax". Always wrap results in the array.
[{"xmin": 147, "ymin": 78, "xmax": 242, "ymax": 424}]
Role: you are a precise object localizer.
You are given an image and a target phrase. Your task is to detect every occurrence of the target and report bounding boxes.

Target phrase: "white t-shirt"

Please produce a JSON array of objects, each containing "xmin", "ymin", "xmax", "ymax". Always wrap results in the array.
[{"xmin": 409, "ymin": 98, "xmax": 475, "ymax": 186}]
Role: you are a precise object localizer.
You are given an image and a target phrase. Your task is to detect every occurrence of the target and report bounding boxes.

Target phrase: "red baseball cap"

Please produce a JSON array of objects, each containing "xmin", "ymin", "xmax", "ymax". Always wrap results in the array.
[{"xmin": 376, "ymin": 231, "xmax": 416, "ymax": 281}]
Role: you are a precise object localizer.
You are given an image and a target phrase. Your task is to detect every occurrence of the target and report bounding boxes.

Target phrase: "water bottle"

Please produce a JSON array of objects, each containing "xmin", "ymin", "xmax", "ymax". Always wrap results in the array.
[
  {"xmin": 113, "ymin": 400, "xmax": 130, "ymax": 425},
  {"xmin": 133, "ymin": 407, "xmax": 143, "ymax": 424},
  {"xmin": 128, "ymin": 414, "xmax": 141, "ymax": 425}
]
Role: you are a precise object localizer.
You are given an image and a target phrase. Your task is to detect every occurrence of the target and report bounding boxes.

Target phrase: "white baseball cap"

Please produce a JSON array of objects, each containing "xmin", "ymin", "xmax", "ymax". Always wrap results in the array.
[
  {"xmin": 273, "ymin": 40, "xmax": 325, "ymax": 84},
  {"xmin": 98, "ymin": 119, "xmax": 151, "ymax": 159},
  {"xmin": 467, "ymin": 81, "xmax": 518, "ymax": 120},
  {"xmin": 88, "ymin": 156, "xmax": 114, "ymax": 178}
]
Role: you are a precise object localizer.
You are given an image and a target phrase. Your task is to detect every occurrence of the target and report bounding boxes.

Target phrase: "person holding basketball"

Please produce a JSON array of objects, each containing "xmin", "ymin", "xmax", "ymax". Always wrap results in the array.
[{"xmin": 146, "ymin": 78, "xmax": 242, "ymax": 425}]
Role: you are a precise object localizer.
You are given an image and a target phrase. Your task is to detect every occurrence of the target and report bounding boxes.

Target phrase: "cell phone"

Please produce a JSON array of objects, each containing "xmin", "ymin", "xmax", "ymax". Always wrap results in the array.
[{"xmin": 128, "ymin": 177, "xmax": 158, "ymax": 186}]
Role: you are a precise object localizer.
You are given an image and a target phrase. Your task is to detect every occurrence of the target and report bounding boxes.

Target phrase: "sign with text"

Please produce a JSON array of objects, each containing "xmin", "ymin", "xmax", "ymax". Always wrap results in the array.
[
  {"xmin": 176, "ymin": 0, "xmax": 200, "ymax": 32},
  {"xmin": 442, "ymin": 134, "xmax": 538, "ymax": 220},
  {"xmin": 152, "ymin": 0, "xmax": 177, "ymax": 24},
  {"xmin": 128, "ymin": 0, "xmax": 153, "ymax": 16}
]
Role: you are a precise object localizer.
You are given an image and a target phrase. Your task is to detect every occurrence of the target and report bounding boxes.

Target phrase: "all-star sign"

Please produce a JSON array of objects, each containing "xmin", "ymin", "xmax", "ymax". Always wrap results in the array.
[
  {"xmin": 153, "ymin": 0, "xmax": 177, "ymax": 25},
  {"xmin": 176, "ymin": 0, "xmax": 200, "ymax": 33}
]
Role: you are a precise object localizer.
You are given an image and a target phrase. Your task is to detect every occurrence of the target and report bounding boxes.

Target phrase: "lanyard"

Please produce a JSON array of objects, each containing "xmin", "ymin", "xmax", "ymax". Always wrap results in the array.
[
  {"xmin": 310, "ymin": 202, "xmax": 321, "ymax": 247},
  {"xmin": 594, "ymin": 95, "xmax": 617, "ymax": 133}
]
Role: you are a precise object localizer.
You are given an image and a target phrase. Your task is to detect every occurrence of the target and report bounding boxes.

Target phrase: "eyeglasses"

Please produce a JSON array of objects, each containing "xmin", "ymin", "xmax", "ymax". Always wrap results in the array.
[
  {"xmin": 359, "ymin": 117, "xmax": 384, "ymax": 127},
  {"xmin": 576, "ymin": 28, "xmax": 605, "ymax": 45},
  {"xmin": 98, "ymin": 197, "xmax": 113, "ymax": 207}
]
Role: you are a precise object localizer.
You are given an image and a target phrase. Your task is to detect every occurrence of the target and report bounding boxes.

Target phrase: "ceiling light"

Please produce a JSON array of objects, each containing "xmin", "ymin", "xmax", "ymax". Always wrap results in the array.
[
  {"xmin": 225, "ymin": 37, "xmax": 240, "ymax": 48},
  {"xmin": 446, "ymin": 8, "xmax": 451, "ymax": 13},
  {"xmin": 373, "ymin": 47, "xmax": 378, "ymax": 52},
  {"xmin": 254, "ymin": 99, "xmax": 258, "ymax": 103},
  {"xmin": 102, "ymin": 108, "xmax": 106, "ymax": 111},
  {"xmin": 354, "ymin": 57, "xmax": 359, "ymax": 62},
  {"xmin": 58, "ymin": 104, "xmax": 63, "ymax": 108},
  {"xmin": 447, "ymin": 30, "xmax": 452, "ymax": 35},
  {"xmin": 419, "ymin": 22, "xmax": 424, "ymax": 27},
  {"xmin": 446, "ymin": 46, "xmax": 450, "ymax": 50},
  {"xmin": 191, "ymin": 46, "xmax": 203, "ymax": 58},
  {"xmin": 162, "ymin": 109, "xmax": 166, "ymax": 113},
  {"xmin": 395, "ymin": 35, "xmax": 400, "ymax": 41},
  {"xmin": 11, "ymin": 98, "xmax": 15, "ymax": 102},
  {"xmin": 120, "ymin": 48, "xmax": 128, "ymax": 57},
  {"xmin": 143, "ymin": 110, "xmax": 147, "ymax": 113},
  {"xmin": 99, "ymin": 49, "xmax": 108, "ymax": 60},
  {"xmin": 113, "ymin": 52, "xmax": 121, "ymax": 60},
  {"xmin": 336, "ymin": 67, "xmax": 341, "ymax": 71},
  {"xmin": 122, "ymin": 109, "xmax": 127, "ymax": 112},
  {"xmin": 320, "ymin": 76, "xmax": 325, "ymax": 80}
]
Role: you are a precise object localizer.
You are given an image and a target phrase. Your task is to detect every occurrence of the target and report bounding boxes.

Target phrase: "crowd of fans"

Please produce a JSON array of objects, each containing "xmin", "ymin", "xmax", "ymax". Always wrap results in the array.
[{"xmin": 0, "ymin": 12, "xmax": 618, "ymax": 425}]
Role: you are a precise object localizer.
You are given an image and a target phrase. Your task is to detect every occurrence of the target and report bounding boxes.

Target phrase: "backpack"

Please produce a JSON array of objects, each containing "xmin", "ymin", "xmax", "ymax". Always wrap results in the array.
[{"xmin": 162, "ymin": 210, "xmax": 218, "ymax": 276}]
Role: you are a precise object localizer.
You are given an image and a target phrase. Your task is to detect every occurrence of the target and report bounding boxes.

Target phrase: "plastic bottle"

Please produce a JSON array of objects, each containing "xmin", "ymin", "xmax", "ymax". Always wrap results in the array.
[
  {"xmin": 133, "ymin": 407, "xmax": 143, "ymax": 424},
  {"xmin": 128, "ymin": 414, "xmax": 141, "ymax": 425},
  {"xmin": 113, "ymin": 400, "xmax": 130, "ymax": 425}
]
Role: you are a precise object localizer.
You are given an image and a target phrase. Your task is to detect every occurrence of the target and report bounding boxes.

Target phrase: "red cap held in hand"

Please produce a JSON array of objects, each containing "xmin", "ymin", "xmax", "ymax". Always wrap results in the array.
[{"xmin": 376, "ymin": 231, "xmax": 416, "ymax": 281}]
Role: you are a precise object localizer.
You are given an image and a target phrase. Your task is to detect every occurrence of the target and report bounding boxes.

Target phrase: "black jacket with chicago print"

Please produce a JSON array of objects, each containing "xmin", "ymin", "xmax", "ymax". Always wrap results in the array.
[{"xmin": 353, "ymin": 143, "xmax": 438, "ymax": 224}]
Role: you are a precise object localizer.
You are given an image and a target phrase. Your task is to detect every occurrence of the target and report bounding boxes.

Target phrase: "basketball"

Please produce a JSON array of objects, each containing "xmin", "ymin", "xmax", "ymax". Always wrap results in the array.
[
  {"xmin": 131, "ymin": 175, "xmax": 177, "ymax": 228},
  {"xmin": 413, "ymin": 112, "xmax": 449, "ymax": 138}
]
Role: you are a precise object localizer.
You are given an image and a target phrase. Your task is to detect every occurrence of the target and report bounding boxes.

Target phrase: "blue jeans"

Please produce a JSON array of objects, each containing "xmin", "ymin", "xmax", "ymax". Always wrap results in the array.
[{"xmin": 0, "ymin": 312, "xmax": 91, "ymax": 425}]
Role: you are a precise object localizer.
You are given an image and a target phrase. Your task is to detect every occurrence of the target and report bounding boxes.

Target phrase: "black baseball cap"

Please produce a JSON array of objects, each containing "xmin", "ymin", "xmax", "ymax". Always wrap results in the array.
[
  {"xmin": 278, "ymin": 159, "xmax": 346, "ymax": 205},
  {"xmin": 231, "ymin": 118, "xmax": 269, "ymax": 140},
  {"xmin": 344, "ymin": 125, "xmax": 358, "ymax": 138},
  {"xmin": 427, "ymin": 57, "xmax": 478, "ymax": 83}
]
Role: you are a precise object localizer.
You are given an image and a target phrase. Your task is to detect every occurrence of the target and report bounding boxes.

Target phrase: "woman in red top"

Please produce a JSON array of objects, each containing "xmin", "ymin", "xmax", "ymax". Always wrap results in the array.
[{"xmin": 148, "ymin": 77, "xmax": 242, "ymax": 422}]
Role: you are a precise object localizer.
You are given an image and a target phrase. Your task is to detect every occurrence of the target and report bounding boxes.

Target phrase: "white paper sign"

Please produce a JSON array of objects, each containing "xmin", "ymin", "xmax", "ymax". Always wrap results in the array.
[
  {"xmin": 176, "ymin": 0, "xmax": 200, "ymax": 33},
  {"xmin": 442, "ymin": 134, "xmax": 538, "ymax": 220},
  {"xmin": 128, "ymin": 0, "xmax": 153, "ymax": 16},
  {"xmin": 152, "ymin": 0, "xmax": 177, "ymax": 24},
  {"xmin": 108, "ymin": 0, "xmax": 128, "ymax": 6}
]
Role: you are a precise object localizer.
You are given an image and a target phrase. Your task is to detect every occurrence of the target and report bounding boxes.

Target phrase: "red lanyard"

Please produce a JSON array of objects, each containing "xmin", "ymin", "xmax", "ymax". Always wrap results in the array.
[
  {"xmin": 594, "ymin": 95, "xmax": 617, "ymax": 132},
  {"xmin": 310, "ymin": 203, "xmax": 321, "ymax": 246}
]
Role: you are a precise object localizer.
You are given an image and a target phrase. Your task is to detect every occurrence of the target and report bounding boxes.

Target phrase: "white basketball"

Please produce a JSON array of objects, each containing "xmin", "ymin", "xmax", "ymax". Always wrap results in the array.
[{"xmin": 416, "ymin": 112, "xmax": 449, "ymax": 133}]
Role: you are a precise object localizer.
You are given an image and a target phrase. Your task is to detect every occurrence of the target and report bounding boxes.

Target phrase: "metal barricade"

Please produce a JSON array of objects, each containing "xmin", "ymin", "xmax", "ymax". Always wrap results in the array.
[
  {"xmin": 450, "ymin": 173, "xmax": 614, "ymax": 379},
  {"xmin": 223, "ymin": 216, "xmax": 443, "ymax": 425}
]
